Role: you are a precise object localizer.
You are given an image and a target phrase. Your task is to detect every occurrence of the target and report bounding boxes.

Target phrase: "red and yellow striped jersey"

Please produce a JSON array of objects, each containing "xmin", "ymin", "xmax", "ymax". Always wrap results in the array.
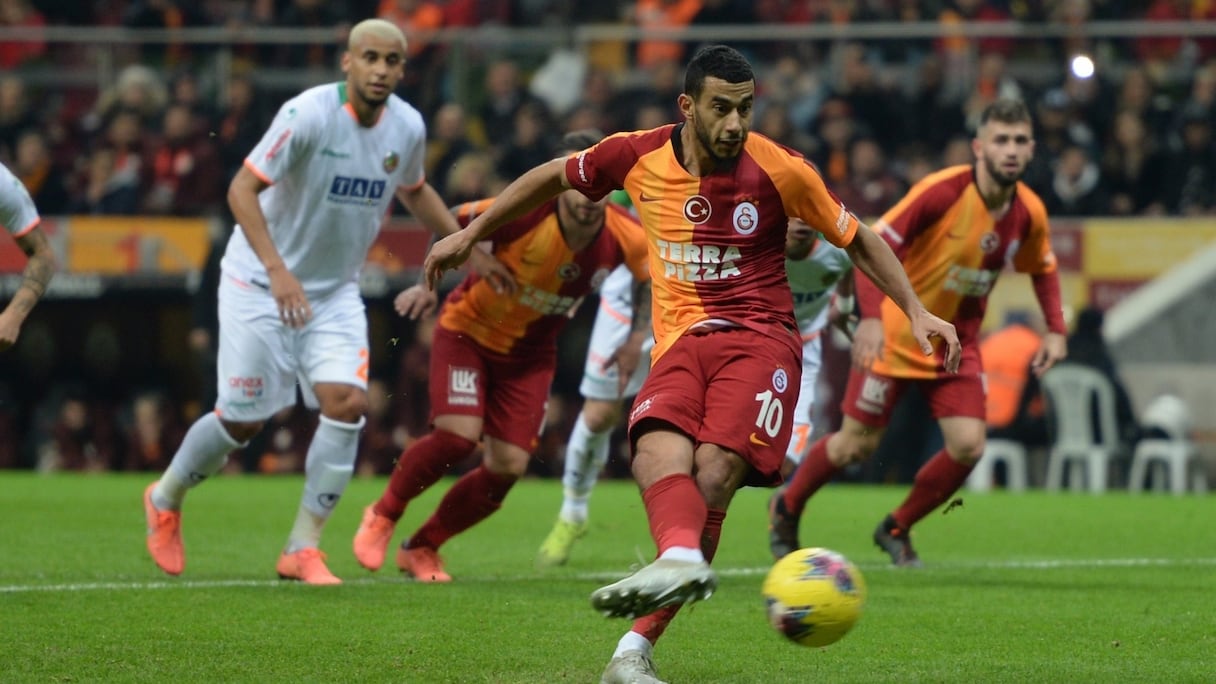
[
  {"xmin": 439, "ymin": 198, "xmax": 648, "ymax": 355},
  {"xmin": 564, "ymin": 124, "xmax": 858, "ymax": 362},
  {"xmin": 864, "ymin": 165, "xmax": 1056, "ymax": 378}
]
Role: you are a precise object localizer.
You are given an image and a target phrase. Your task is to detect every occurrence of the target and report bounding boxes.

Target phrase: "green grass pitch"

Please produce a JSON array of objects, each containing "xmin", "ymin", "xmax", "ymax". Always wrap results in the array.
[{"xmin": 1, "ymin": 472, "xmax": 1213, "ymax": 682}]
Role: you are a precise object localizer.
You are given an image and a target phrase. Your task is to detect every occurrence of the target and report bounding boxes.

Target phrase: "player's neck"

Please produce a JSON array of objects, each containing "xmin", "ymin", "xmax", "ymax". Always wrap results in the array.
[
  {"xmin": 974, "ymin": 165, "xmax": 1016, "ymax": 212},
  {"xmin": 676, "ymin": 123, "xmax": 720, "ymax": 177},
  {"xmin": 346, "ymin": 87, "xmax": 384, "ymax": 127}
]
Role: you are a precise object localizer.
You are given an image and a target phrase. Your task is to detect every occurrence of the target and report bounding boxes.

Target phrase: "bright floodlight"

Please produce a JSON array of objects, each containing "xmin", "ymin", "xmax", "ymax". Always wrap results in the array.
[{"xmin": 1070, "ymin": 54, "xmax": 1095, "ymax": 79}]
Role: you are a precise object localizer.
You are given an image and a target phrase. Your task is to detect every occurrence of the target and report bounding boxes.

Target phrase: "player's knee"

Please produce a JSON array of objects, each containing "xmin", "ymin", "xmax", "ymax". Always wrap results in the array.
[
  {"xmin": 484, "ymin": 443, "xmax": 530, "ymax": 478},
  {"xmin": 221, "ymin": 419, "xmax": 263, "ymax": 444},
  {"xmin": 581, "ymin": 401, "xmax": 621, "ymax": 433},
  {"xmin": 326, "ymin": 393, "xmax": 368, "ymax": 424},
  {"xmin": 950, "ymin": 439, "xmax": 986, "ymax": 466},
  {"xmin": 829, "ymin": 428, "xmax": 879, "ymax": 466}
]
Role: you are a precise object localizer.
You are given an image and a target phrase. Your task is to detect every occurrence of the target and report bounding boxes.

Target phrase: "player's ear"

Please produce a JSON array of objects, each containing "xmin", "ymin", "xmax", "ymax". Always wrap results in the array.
[
  {"xmin": 678, "ymin": 93, "xmax": 695, "ymax": 122},
  {"xmin": 341, "ymin": 50, "xmax": 352, "ymax": 75}
]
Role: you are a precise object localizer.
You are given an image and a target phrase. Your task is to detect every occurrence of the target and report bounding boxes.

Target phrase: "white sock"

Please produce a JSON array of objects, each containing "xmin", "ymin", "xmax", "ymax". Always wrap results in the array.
[
  {"xmin": 153, "ymin": 412, "xmax": 243, "ymax": 510},
  {"xmin": 659, "ymin": 546, "xmax": 705, "ymax": 564},
  {"xmin": 559, "ymin": 414, "xmax": 612, "ymax": 523},
  {"xmin": 613, "ymin": 630, "xmax": 653, "ymax": 659},
  {"xmin": 286, "ymin": 415, "xmax": 362, "ymax": 553}
]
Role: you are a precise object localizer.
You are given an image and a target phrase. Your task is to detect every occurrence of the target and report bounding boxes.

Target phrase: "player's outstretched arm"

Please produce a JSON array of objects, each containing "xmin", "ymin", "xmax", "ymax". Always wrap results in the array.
[
  {"xmin": 423, "ymin": 157, "xmax": 568, "ymax": 289},
  {"xmin": 846, "ymin": 227, "xmax": 962, "ymax": 372},
  {"xmin": 0, "ymin": 225, "xmax": 56, "ymax": 351}
]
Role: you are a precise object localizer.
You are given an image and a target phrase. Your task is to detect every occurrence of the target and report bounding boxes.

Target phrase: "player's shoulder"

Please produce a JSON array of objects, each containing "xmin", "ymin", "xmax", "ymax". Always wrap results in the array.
[
  {"xmin": 1013, "ymin": 181, "xmax": 1049, "ymax": 222},
  {"xmin": 913, "ymin": 164, "xmax": 973, "ymax": 193},
  {"xmin": 601, "ymin": 125, "xmax": 676, "ymax": 156},
  {"xmin": 384, "ymin": 94, "xmax": 425, "ymax": 131},
  {"xmin": 605, "ymin": 201, "xmax": 642, "ymax": 228}
]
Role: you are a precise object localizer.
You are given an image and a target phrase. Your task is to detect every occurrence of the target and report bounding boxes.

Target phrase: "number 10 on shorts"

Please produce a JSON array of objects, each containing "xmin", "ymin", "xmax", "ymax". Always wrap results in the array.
[{"xmin": 754, "ymin": 390, "xmax": 784, "ymax": 440}]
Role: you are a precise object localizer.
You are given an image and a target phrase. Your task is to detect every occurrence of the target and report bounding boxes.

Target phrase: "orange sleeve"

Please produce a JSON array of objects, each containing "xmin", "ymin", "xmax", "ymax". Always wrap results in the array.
[
  {"xmin": 753, "ymin": 141, "xmax": 858, "ymax": 248},
  {"xmin": 454, "ymin": 197, "xmax": 496, "ymax": 229},
  {"xmin": 1011, "ymin": 189, "xmax": 1057, "ymax": 275}
]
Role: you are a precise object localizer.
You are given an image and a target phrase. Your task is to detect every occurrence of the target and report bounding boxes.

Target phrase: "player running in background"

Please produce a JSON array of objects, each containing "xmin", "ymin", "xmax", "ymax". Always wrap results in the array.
[
  {"xmin": 0, "ymin": 161, "xmax": 56, "ymax": 352},
  {"xmin": 535, "ymin": 217, "xmax": 853, "ymax": 568},
  {"xmin": 423, "ymin": 44, "xmax": 959, "ymax": 684},
  {"xmin": 351, "ymin": 130, "xmax": 651, "ymax": 582},
  {"xmin": 769, "ymin": 98, "xmax": 1068, "ymax": 567},
  {"xmin": 142, "ymin": 19, "xmax": 462, "ymax": 584}
]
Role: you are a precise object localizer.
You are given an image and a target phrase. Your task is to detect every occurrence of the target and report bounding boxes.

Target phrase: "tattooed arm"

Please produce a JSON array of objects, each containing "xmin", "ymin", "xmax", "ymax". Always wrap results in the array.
[{"xmin": 0, "ymin": 226, "xmax": 57, "ymax": 351}]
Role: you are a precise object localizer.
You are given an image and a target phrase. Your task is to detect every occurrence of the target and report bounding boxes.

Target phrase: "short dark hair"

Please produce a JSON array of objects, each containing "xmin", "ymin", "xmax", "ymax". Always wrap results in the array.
[
  {"xmin": 979, "ymin": 98, "xmax": 1032, "ymax": 128},
  {"xmin": 558, "ymin": 128, "xmax": 604, "ymax": 155},
  {"xmin": 684, "ymin": 45, "xmax": 754, "ymax": 98}
]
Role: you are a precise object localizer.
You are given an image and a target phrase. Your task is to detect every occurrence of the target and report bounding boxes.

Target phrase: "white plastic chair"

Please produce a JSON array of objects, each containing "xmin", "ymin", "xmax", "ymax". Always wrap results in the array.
[
  {"xmin": 1041, "ymin": 364, "xmax": 1122, "ymax": 493},
  {"xmin": 1128, "ymin": 394, "xmax": 1207, "ymax": 494},
  {"xmin": 966, "ymin": 438, "xmax": 1028, "ymax": 493}
]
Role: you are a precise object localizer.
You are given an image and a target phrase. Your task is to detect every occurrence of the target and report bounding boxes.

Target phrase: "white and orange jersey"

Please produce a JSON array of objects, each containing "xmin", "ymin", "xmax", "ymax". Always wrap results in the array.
[
  {"xmin": 787, "ymin": 241, "xmax": 852, "ymax": 340},
  {"xmin": 0, "ymin": 162, "xmax": 40, "ymax": 238},
  {"xmin": 221, "ymin": 82, "xmax": 427, "ymax": 298}
]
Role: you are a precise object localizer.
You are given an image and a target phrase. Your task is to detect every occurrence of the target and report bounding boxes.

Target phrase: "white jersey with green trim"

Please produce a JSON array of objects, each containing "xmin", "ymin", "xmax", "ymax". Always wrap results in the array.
[
  {"xmin": 221, "ymin": 82, "xmax": 427, "ymax": 298},
  {"xmin": 786, "ymin": 240, "xmax": 852, "ymax": 339},
  {"xmin": 0, "ymin": 162, "xmax": 40, "ymax": 238}
]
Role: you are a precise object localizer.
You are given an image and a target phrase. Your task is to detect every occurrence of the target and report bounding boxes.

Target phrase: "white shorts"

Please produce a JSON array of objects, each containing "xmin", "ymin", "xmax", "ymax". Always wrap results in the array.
[
  {"xmin": 579, "ymin": 295, "xmax": 654, "ymax": 401},
  {"xmin": 786, "ymin": 334, "xmax": 824, "ymax": 464},
  {"xmin": 215, "ymin": 275, "xmax": 369, "ymax": 421}
]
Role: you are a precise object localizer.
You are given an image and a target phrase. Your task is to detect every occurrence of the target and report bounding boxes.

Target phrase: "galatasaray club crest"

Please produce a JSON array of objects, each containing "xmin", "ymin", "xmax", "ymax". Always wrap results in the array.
[
  {"xmin": 383, "ymin": 151, "xmax": 400, "ymax": 173},
  {"xmin": 558, "ymin": 262, "xmax": 582, "ymax": 281}
]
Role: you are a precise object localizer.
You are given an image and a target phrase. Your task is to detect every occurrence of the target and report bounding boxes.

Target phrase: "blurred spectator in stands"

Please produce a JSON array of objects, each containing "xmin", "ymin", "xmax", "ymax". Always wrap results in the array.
[
  {"xmin": 899, "ymin": 145, "xmax": 938, "ymax": 186},
  {"xmin": 168, "ymin": 71, "xmax": 213, "ymax": 130},
  {"xmin": 75, "ymin": 148, "xmax": 135, "ymax": 215},
  {"xmin": 121, "ymin": 390, "xmax": 185, "ymax": 471},
  {"xmin": 275, "ymin": 0, "xmax": 349, "ymax": 70},
  {"xmin": 495, "ymin": 101, "xmax": 553, "ymax": 182},
  {"xmin": 13, "ymin": 130, "xmax": 70, "ymax": 213},
  {"xmin": 0, "ymin": 75, "xmax": 37, "ymax": 159},
  {"xmin": 1060, "ymin": 67, "xmax": 1118, "ymax": 148},
  {"xmin": 187, "ymin": 227, "xmax": 225, "ymax": 420},
  {"xmin": 377, "ymin": 0, "xmax": 445, "ymax": 114},
  {"xmin": 1136, "ymin": 0, "xmax": 1216, "ymax": 72},
  {"xmin": 1178, "ymin": 60, "xmax": 1216, "ymax": 129},
  {"xmin": 214, "ymin": 73, "xmax": 267, "ymax": 181},
  {"xmin": 963, "ymin": 51, "xmax": 1026, "ymax": 133},
  {"xmin": 1066, "ymin": 306, "xmax": 1140, "ymax": 451},
  {"xmin": 809, "ymin": 96, "xmax": 856, "ymax": 187},
  {"xmin": 1023, "ymin": 88, "xmax": 1093, "ymax": 194},
  {"xmin": 983, "ymin": 311, "xmax": 1050, "ymax": 451},
  {"xmin": 0, "ymin": 0, "xmax": 46, "ymax": 69},
  {"xmin": 425, "ymin": 103, "xmax": 475, "ymax": 200},
  {"xmin": 38, "ymin": 390, "xmax": 123, "ymax": 472},
  {"xmin": 1114, "ymin": 66, "xmax": 1175, "ymax": 146},
  {"xmin": 755, "ymin": 101, "xmax": 815, "ymax": 155},
  {"xmin": 903, "ymin": 54, "xmax": 966, "ymax": 154},
  {"xmin": 936, "ymin": 0, "xmax": 1014, "ymax": 59},
  {"xmin": 83, "ymin": 65, "xmax": 169, "ymax": 135},
  {"xmin": 1101, "ymin": 109, "xmax": 1167, "ymax": 216},
  {"xmin": 689, "ymin": 0, "xmax": 752, "ymax": 31},
  {"xmin": 1044, "ymin": 144, "xmax": 1109, "ymax": 217},
  {"xmin": 941, "ymin": 134, "xmax": 974, "ymax": 167},
  {"xmin": 613, "ymin": 57, "xmax": 684, "ymax": 127},
  {"xmin": 632, "ymin": 0, "xmax": 702, "ymax": 68},
  {"xmin": 145, "ymin": 103, "xmax": 223, "ymax": 215},
  {"xmin": 122, "ymin": 0, "xmax": 209, "ymax": 68},
  {"xmin": 1159, "ymin": 104, "xmax": 1216, "ymax": 215},
  {"xmin": 477, "ymin": 59, "xmax": 544, "ymax": 151},
  {"xmin": 579, "ymin": 69, "xmax": 622, "ymax": 133},
  {"xmin": 632, "ymin": 102, "xmax": 670, "ymax": 131},
  {"xmin": 833, "ymin": 42, "xmax": 902, "ymax": 153},
  {"xmin": 356, "ymin": 377, "xmax": 407, "ymax": 476},
  {"xmin": 444, "ymin": 151, "xmax": 499, "ymax": 206},
  {"xmin": 835, "ymin": 137, "xmax": 905, "ymax": 220}
]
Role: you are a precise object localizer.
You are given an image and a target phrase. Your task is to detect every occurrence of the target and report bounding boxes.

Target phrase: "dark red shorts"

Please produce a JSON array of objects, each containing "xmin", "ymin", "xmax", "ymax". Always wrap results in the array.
[
  {"xmin": 841, "ymin": 367, "xmax": 986, "ymax": 427},
  {"xmin": 429, "ymin": 325, "xmax": 554, "ymax": 452},
  {"xmin": 627, "ymin": 327, "xmax": 801, "ymax": 487}
]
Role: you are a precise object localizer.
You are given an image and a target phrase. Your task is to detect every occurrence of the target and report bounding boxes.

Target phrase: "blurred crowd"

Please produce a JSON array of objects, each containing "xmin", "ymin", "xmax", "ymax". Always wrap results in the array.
[{"xmin": 2, "ymin": 0, "xmax": 1216, "ymax": 473}]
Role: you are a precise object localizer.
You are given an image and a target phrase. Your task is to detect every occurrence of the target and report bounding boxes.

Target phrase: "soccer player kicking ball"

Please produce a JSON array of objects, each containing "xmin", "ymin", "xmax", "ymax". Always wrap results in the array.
[
  {"xmin": 424, "ymin": 44, "xmax": 959, "ymax": 684},
  {"xmin": 351, "ymin": 130, "xmax": 651, "ymax": 583},
  {"xmin": 143, "ymin": 19, "xmax": 463, "ymax": 584},
  {"xmin": 769, "ymin": 98, "xmax": 1069, "ymax": 568},
  {"xmin": 536, "ymin": 217, "xmax": 854, "ymax": 568}
]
